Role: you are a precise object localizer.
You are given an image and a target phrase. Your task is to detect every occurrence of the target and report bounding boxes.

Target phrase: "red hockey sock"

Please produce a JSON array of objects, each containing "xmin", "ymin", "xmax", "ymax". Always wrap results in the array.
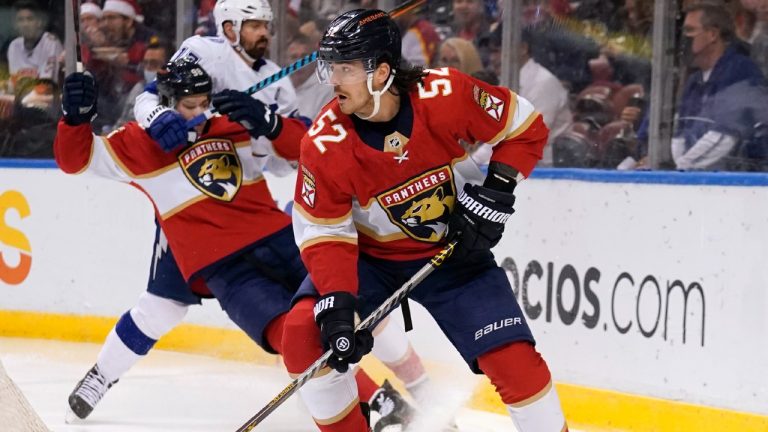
[
  {"xmin": 316, "ymin": 403, "xmax": 369, "ymax": 432},
  {"xmin": 477, "ymin": 341, "xmax": 551, "ymax": 404},
  {"xmin": 354, "ymin": 368, "xmax": 379, "ymax": 403},
  {"xmin": 264, "ymin": 313, "xmax": 287, "ymax": 355}
]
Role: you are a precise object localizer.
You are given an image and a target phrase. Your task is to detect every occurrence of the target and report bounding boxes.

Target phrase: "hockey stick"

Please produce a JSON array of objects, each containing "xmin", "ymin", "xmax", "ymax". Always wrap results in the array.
[
  {"xmin": 235, "ymin": 240, "xmax": 457, "ymax": 432},
  {"xmin": 186, "ymin": 0, "xmax": 427, "ymax": 129},
  {"xmin": 64, "ymin": 0, "xmax": 83, "ymax": 73}
]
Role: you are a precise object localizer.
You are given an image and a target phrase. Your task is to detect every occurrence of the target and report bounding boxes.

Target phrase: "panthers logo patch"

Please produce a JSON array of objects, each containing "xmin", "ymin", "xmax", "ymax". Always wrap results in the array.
[
  {"xmin": 179, "ymin": 138, "xmax": 242, "ymax": 201},
  {"xmin": 377, "ymin": 167, "xmax": 456, "ymax": 242}
]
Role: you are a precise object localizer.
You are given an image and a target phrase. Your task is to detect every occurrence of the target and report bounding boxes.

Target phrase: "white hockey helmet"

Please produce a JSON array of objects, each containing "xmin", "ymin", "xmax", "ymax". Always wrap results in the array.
[{"xmin": 213, "ymin": 0, "xmax": 273, "ymax": 44}]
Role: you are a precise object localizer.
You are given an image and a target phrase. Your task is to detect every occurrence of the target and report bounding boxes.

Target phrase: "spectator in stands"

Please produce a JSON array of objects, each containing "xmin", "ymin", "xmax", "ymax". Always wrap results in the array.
[
  {"xmin": 671, "ymin": 2, "xmax": 768, "ymax": 170},
  {"xmin": 0, "ymin": 78, "xmax": 58, "ymax": 158},
  {"xmin": 286, "ymin": 33, "xmax": 334, "ymax": 119},
  {"xmin": 7, "ymin": 0, "xmax": 63, "ymax": 87},
  {"xmin": 750, "ymin": 0, "xmax": 768, "ymax": 78},
  {"xmin": 452, "ymin": 0, "xmax": 493, "ymax": 44},
  {"xmin": 396, "ymin": 1, "xmax": 440, "ymax": 67},
  {"xmin": 437, "ymin": 37, "xmax": 483, "ymax": 75},
  {"xmin": 482, "ymin": 27, "xmax": 572, "ymax": 166},
  {"xmin": 79, "ymin": 1, "xmax": 106, "ymax": 50},
  {"xmin": 83, "ymin": 0, "xmax": 158, "ymax": 130},
  {"xmin": 117, "ymin": 36, "xmax": 172, "ymax": 125}
]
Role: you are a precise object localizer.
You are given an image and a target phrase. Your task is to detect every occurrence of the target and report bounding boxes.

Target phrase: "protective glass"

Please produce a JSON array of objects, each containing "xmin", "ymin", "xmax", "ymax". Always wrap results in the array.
[{"xmin": 316, "ymin": 59, "xmax": 369, "ymax": 86}]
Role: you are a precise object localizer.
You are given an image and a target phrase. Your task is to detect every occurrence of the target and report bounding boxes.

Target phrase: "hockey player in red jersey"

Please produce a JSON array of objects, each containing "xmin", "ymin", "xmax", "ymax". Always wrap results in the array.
[
  {"xmin": 283, "ymin": 9, "xmax": 569, "ymax": 432},
  {"xmin": 55, "ymin": 58, "xmax": 417, "ymax": 429}
]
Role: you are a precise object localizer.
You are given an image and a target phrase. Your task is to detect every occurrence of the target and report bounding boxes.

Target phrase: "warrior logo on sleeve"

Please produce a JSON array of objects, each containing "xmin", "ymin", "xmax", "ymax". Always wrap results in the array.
[
  {"xmin": 179, "ymin": 139, "xmax": 242, "ymax": 201},
  {"xmin": 377, "ymin": 167, "xmax": 456, "ymax": 242}
]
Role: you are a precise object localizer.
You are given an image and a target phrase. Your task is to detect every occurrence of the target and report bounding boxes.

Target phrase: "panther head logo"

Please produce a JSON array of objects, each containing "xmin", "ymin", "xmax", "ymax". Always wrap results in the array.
[
  {"xmin": 401, "ymin": 186, "xmax": 454, "ymax": 241},
  {"xmin": 198, "ymin": 155, "xmax": 241, "ymax": 199}
]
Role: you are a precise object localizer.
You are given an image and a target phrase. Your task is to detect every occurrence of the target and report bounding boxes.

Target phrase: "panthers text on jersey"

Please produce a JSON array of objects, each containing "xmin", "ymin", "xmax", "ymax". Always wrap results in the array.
[
  {"xmin": 134, "ymin": 35, "xmax": 301, "ymax": 127},
  {"xmin": 292, "ymin": 67, "xmax": 548, "ymax": 297},
  {"xmin": 55, "ymin": 116, "xmax": 298, "ymax": 281}
]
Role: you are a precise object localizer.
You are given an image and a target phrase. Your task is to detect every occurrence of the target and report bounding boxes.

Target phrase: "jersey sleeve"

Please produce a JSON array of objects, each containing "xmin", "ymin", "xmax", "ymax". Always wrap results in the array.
[
  {"xmin": 450, "ymin": 70, "xmax": 548, "ymax": 177},
  {"xmin": 54, "ymin": 119, "xmax": 132, "ymax": 182},
  {"xmin": 291, "ymin": 134, "xmax": 359, "ymax": 297}
]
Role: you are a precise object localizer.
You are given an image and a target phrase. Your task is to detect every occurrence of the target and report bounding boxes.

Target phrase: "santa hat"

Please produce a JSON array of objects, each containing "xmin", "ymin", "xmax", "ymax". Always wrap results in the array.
[
  {"xmin": 80, "ymin": 2, "xmax": 102, "ymax": 18},
  {"xmin": 102, "ymin": 0, "xmax": 144, "ymax": 23}
]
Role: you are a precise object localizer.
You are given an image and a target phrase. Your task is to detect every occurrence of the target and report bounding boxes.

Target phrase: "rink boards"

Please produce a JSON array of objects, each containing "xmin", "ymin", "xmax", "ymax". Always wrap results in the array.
[{"xmin": 1, "ymin": 163, "xmax": 767, "ymax": 431}]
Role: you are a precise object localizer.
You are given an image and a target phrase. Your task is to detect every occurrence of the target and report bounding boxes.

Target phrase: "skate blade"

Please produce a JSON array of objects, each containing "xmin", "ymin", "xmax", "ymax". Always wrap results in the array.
[{"xmin": 64, "ymin": 408, "xmax": 82, "ymax": 424}]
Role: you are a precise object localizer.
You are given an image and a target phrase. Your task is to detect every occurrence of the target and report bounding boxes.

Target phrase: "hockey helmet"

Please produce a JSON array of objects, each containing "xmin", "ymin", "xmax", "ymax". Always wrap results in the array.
[
  {"xmin": 156, "ymin": 57, "xmax": 212, "ymax": 107},
  {"xmin": 213, "ymin": 0, "xmax": 272, "ymax": 43},
  {"xmin": 317, "ymin": 9, "xmax": 401, "ymax": 76}
]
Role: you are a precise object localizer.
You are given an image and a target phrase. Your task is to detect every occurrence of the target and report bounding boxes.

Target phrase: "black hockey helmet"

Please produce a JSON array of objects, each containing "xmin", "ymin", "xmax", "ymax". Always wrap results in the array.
[
  {"xmin": 156, "ymin": 57, "xmax": 213, "ymax": 107},
  {"xmin": 318, "ymin": 9, "xmax": 401, "ymax": 72}
]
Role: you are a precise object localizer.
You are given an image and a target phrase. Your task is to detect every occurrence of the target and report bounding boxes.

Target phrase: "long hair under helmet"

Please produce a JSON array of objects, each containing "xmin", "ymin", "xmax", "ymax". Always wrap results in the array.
[
  {"xmin": 317, "ymin": 9, "xmax": 402, "ymax": 119},
  {"xmin": 213, "ymin": 0, "xmax": 272, "ymax": 62}
]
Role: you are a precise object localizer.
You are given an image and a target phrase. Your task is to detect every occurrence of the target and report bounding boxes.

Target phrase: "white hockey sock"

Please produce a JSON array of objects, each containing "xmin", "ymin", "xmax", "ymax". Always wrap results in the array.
[
  {"xmin": 96, "ymin": 292, "xmax": 188, "ymax": 383},
  {"xmin": 371, "ymin": 316, "xmax": 428, "ymax": 388},
  {"xmin": 298, "ymin": 368, "xmax": 359, "ymax": 425},
  {"xmin": 506, "ymin": 381, "xmax": 568, "ymax": 432}
]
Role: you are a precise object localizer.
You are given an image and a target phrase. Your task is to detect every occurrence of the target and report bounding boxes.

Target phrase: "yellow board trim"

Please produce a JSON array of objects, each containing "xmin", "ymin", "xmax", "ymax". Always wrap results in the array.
[
  {"xmin": 2, "ymin": 309, "xmax": 767, "ymax": 432},
  {"xmin": 0, "ymin": 309, "xmax": 276, "ymax": 365}
]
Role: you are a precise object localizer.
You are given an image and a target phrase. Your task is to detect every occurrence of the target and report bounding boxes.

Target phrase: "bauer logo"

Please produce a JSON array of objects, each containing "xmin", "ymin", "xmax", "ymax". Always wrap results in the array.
[
  {"xmin": 0, "ymin": 190, "xmax": 32, "ymax": 285},
  {"xmin": 377, "ymin": 166, "xmax": 456, "ymax": 242},
  {"xmin": 179, "ymin": 139, "xmax": 242, "ymax": 202},
  {"xmin": 475, "ymin": 317, "xmax": 523, "ymax": 340}
]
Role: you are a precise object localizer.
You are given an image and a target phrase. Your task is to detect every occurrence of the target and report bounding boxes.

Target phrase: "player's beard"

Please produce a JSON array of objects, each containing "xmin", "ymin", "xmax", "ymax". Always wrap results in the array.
[{"xmin": 244, "ymin": 37, "xmax": 269, "ymax": 60}]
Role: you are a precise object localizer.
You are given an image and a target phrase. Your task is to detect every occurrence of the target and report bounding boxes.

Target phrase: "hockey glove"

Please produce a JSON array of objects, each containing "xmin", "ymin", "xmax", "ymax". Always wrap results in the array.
[
  {"xmin": 147, "ymin": 109, "xmax": 189, "ymax": 152},
  {"xmin": 447, "ymin": 183, "xmax": 516, "ymax": 255},
  {"xmin": 314, "ymin": 292, "xmax": 374, "ymax": 373},
  {"xmin": 62, "ymin": 72, "xmax": 98, "ymax": 126},
  {"xmin": 211, "ymin": 89, "xmax": 282, "ymax": 140}
]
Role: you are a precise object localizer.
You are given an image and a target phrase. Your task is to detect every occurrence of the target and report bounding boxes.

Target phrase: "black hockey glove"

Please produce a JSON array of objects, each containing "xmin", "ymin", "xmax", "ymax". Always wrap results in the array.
[
  {"xmin": 447, "ymin": 163, "xmax": 517, "ymax": 256},
  {"xmin": 62, "ymin": 72, "xmax": 98, "ymax": 126},
  {"xmin": 211, "ymin": 89, "xmax": 282, "ymax": 140},
  {"xmin": 314, "ymin": 292, "xmax": 374, "ymax": 373}
]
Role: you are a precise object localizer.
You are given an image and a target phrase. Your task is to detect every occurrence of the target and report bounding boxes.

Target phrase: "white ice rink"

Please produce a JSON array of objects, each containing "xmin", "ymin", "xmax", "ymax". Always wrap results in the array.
[{"xmin": 0, "ymin": 337, "xmax": 546, "ymax": 432}]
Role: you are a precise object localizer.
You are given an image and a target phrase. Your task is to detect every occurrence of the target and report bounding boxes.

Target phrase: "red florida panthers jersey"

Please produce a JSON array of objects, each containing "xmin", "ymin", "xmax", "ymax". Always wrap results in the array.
[
  {"xmin": 55, "ymin": 117, "xmax": 298, "ymax": 280},
  {"xmin": 292, "ymin": 67, "xmax": 548, "ymax": 297}
]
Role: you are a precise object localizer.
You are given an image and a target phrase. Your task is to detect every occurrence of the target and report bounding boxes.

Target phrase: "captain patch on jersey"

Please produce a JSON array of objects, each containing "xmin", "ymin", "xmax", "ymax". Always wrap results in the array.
[
  {"xmin": 376, "ymin": 166, "xmax": 455, "ymax": 242},
  {"xmin": 179, "ymin": 138, "xmax": 242, "ymax": 201}
]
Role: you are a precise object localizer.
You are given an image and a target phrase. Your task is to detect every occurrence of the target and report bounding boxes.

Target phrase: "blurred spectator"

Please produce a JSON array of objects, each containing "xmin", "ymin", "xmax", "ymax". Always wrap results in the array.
[
  {"xmin": 671, "ymin": 2, "xmax": 768, "ymax": 170},
  {"xmin": 0, "ymin": 78, "xmax": 59, "ymax": 158},
  {"xmin": 471, "ymin": 69, "xmax": 499, "ymax": 85},
  {"xmin": 286, "ymin": 33, "xmax": 334, "ymax": 119},
  {"xmin": 484, "ymin": 27, "xmax": 572, "ymax": 158},
  {"xmin": 7, "ymin": 0, "xmax": 63, "ymax": 88},
  {"xmin": 79, "ymin": 1, "xmax": 106, "ymax": 50},
  {"xmin": 751, "ymin": 0, "xmax": 768, "ymax": 78},
  {"xmin": 116, "ymin": 36, "xmax": 172, "ymax": 125},
  {"xmin": 195, "ymin": 0, "xmax": 217, "ymax": 36},
  {"xmin": 82, "ymin": 0, "xmax": 158, "ymax": 130},
  {"xmin": 396, "ymin": 1, "xmax": 440, "ymax": 67},
  {"xmin": 437, "ymin": 37, "xmax": 483, "ymax": 75},
  {"xmin": 452, "ymin": 0, "xmax": 493, "ymax": 43}
]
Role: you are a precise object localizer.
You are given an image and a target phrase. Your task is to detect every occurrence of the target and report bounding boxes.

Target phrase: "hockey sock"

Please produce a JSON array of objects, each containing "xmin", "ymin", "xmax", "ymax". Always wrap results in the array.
[
  {"xmin": 354, "ymin": 368, "xmax": 379, "ymax": 403},
  {"xmin": 97, "ymin": 292, "xmax": 188, "ymax": 382},
  {"xmin": 264, "ymin": 313, "xmax": 287, "ymax": 354},
  {"xmin": 478, "ymin": 341, "xmax": 568, "ymax": 432},
  {"xmin": 371, "ymin": 316, "xmax": 428, "ymax": 388}
]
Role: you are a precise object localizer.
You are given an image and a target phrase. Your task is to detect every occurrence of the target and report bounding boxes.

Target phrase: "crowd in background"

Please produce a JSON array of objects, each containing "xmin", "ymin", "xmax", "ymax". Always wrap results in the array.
[{"xmin": 0, "ymin": 0, "xmax": 766, "ymax": 172}]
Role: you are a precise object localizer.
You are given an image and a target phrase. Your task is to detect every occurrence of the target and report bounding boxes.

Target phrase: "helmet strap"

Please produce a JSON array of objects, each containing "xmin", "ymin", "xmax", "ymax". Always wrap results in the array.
[{"xmin": 358, "ymin": 70, "xmax": 396, "ymax": 120}]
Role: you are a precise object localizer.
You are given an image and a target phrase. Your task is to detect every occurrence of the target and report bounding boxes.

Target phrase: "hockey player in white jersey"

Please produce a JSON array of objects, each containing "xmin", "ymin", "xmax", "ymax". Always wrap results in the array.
[
  {"xmin": 133, "ymin": 0, "xmax": 302, "ymax": 151},
  {"xmin": 66, "ymin": 1, "xmax": 433, "ymax": 429}
]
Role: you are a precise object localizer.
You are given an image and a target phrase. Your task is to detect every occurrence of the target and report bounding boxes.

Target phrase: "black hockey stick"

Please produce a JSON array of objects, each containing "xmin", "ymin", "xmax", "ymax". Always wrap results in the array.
[
  {"xmin": 186, "ymin": 0, "xmax": 427, "ymax": 129},
  {"xmin": 64, "ymin": 0, "xmax": 83, "ymax": 73},
  {"xmin": 235, "ymin": 240, "xmax": 457, "ymax": 432}
]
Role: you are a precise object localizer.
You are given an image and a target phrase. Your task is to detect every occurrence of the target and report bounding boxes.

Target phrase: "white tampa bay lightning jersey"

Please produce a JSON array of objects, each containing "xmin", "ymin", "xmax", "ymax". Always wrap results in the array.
[{"xmin": 134, "ymin": 35, "xmax": 300, "ymax": 127}]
